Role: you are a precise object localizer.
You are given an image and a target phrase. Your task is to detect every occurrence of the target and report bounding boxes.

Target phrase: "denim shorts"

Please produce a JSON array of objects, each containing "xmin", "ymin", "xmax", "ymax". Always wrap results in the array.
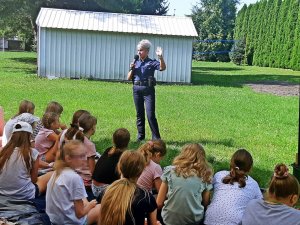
[
  {"xmin": 91, "ymin": 183, "xmax": 108, "ymax": 199},
  {"xmin": 33, "ymin": 183, "xmax": 40, "ymax": 198}
]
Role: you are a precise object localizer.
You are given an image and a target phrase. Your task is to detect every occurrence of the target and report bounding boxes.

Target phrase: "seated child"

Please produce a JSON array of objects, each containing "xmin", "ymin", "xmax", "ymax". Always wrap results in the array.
[
  {"xmin": 92, "ymin": 128, "xmax": 130, "ymax": 198},
  {"xmin": 242, "ymin": 163, "xmax": 300, "ymax": 225},
  {"xmin": 2, "ymin": 100, "xmax": 38, "ymax": 147},
  {"xmin": 156, "ymin": 143, "xmax": 213, "ymax": 225},
  {"xmin": 75, "ymin": 113, "xmax": 97, "ymax": 190},
  {"xmin": 35, "ymin": 112, "xmax": 60, "ymax": 163},
  {"xmin": 0, "ymin": 121, "xmax": 52, "ymax": 200},
  {"xmin": 137, "ymin": 140, "xmax": 166, "ymax": 193},
  {"xmin": 99, "ymin": 150, "xmax": 158, "ymax": 225},
  {"xmin": 33, "ymin": 101, "xmax": 66, "ymax": 139},
  {"xmin": 46, "ymin": 140, "xmax": 100, "ymax": 225},
  {"xmin": 204, "ymin": 149, "xmax": 262, "ymax": 225}
]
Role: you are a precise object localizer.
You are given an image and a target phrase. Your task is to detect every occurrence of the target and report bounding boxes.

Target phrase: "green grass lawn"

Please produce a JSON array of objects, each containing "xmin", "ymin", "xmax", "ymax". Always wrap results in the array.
[{"xmin": 0, "ymin": 51, "xmax": 299, "ymax": 187}]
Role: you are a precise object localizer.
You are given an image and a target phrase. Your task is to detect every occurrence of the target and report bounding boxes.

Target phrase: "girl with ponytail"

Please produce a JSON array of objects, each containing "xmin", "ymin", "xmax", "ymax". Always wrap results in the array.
[
  {"xmin": 242, "ymin": 163, "xmax": 300, "ymax": 225},
  {"xmin": 137, "ymin": 140, "xmax": 166, "ymax": 193},
  {"xmin": 99, "ymin": 150, "xmax": 158, "ymax": 225},
  {"xmin": 204, "ymin": 149, "xmax": 262, "ymax": 225},
  {"xmin": 46, "ymin": 140, "xmax": 100, "ymax": 225},
  {"xmin": 92, "ymin": 128, "xmax": 130, "ymax": 198}
]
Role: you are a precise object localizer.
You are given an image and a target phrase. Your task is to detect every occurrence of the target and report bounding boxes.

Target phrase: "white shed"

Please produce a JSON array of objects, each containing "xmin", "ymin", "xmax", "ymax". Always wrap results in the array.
[{"xmin": 36, "ymin": 8, "xmax": 198, "ymax": 83}]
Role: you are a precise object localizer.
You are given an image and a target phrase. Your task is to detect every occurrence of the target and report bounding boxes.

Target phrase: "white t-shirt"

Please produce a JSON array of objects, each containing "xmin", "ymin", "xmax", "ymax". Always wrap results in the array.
[
  {"xmin": 0, "ymin": 147, "xmax": 39, "ymax": 200},
  {"xmin": 46, "ymin": 168, "xmax": 88, "ymax": 225},
  {"xmin": 204, "ymin": 170, "xmax": 263, "ymax": 225}
]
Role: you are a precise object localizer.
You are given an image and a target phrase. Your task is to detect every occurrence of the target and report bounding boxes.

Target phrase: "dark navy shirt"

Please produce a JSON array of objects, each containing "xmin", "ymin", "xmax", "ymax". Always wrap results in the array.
[{"xmin": 133, "ymin": 57, "xmax": 160, "ymax": 81}]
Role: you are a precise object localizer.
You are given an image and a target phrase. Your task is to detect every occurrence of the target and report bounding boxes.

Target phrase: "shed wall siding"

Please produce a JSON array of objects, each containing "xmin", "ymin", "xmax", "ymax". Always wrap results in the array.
[{"xmin": 39, "ymin": 28, "xmax": 193, "ymax": 83}]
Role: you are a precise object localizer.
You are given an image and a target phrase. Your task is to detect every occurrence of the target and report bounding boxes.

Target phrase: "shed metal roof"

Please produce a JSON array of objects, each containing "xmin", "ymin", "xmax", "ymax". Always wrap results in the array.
[{"xmin": 36, "ymin": 8, "xmax": 198, "ymax": 37}]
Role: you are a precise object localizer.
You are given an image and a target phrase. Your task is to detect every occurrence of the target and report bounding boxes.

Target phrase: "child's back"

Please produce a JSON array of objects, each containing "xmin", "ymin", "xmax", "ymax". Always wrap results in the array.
[
  {"xmin": 47, "ymin": 167, "xmax": 87, "ymax": 224},
  {"xmin": 157, "ymin": 143, "xmax": 213, "ymax": 225}
]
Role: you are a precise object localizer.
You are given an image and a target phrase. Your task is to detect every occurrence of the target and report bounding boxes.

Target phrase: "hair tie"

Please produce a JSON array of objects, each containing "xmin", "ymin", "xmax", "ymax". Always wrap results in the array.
[
  {"xmin": 148, "ymin": 141, "xmax": 154, "ymax": 148},
  {"xmin": 235, "ymin": 166, "xmax": 240, "ymax": 170},
  {"xmin": 79, "ymin": 127, "xmax": 84, "ymax": 131},
  {"xmin": 274, "ymin": 171, "xmax": 289, "ymax": 178}
]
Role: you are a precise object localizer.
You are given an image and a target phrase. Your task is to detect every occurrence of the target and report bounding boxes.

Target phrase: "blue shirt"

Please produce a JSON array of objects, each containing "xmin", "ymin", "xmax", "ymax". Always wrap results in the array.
[{"xmin": 133, "ymin": 57, "xmax": 160, "ymax": 81}]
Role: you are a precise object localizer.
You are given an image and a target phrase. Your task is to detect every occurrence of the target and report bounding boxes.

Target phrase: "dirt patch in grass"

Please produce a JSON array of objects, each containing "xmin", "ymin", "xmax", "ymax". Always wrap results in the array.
[{"xmin": 247, "ymin": 81, "xmax": 299, "ymax": 96}]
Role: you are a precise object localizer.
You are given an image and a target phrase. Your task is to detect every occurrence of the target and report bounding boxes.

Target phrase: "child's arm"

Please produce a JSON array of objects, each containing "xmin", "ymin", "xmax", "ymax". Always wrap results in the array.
[
  {"xmin": 88, "ymin": 156, "xmax": 96, "ymax": 174},
  {"xmin": 31, "ymin": 155, "xmax": 40, "ymax": 183},
  {"xmin": 74, "ymin": 199, "xmax": 97, "ymax": 219},
  {"xmin": 153, "ymin": 177, "xmax": 162, "ymax": 193},
  {"xmin": 202, "ymin": 190, "xmax": 211, "ymax": 209},
  {"xmin": 148, "ymin": 209, "xmax": 158, "ymax": 225},
  {"xmin": 156, "ymin": 181, "xmax": 168, "ymax": 209},
  {"xmin": 47, "ymin": 132, "xmax": 59, "ymax": 142}
]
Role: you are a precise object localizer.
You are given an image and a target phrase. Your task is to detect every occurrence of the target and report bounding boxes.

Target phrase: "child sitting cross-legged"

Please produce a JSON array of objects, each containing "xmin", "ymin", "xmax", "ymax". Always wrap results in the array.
[
  {"xmin": 46, "ymin": 140, "xmax": 100, "ymax": 225},
  {"xmin": 0, "ymin": 121, "xmax": 52, "ymax": 200},
  {"xmin": 99, "ymin": 150, "xmax": 159, "ymax": 225},
  {"xmin": 92, "ymin": 128, "xmax": 130, "ymax": 199}
]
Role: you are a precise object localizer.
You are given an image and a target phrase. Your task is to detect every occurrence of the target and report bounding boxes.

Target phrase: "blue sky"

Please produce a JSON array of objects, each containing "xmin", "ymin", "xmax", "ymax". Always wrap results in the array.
[{"xmin": 167, "ymin": 0, "xmax": 258, "ymax": 16}]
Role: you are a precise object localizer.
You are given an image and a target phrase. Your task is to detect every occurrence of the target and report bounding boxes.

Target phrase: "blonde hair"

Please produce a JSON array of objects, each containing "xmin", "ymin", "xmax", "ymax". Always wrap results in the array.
[
  {"xmin": 173, "ymin": 143, "xmax": 213, "ymax": 183},
  {"xmin": 53, "ymin": 140, "xmax": 83, "ymax": 184},
  {"xmin": 138, "ymin": 140, "xmax": 166, "ymax": 164},
  {"xmin": 99, "ymin": 151, "xmax": 146, "ymax": 225}
]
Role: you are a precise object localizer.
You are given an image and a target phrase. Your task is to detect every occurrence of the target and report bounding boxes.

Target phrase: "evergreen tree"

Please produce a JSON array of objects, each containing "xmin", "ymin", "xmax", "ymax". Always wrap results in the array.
[
  {"xmin": 230, "ymin": 39, "xmax": 246, "ymax": 65},
  {"xmin": 290, "ymin": 3, "xmax": 300, "ymax": 70}
]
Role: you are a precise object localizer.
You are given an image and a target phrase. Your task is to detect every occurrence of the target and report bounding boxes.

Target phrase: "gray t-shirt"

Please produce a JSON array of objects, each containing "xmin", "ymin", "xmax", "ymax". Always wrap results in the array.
[
  {"xmin": 204, "ymin": 170, "xmax": 262, "ymax": 225},
  {"xmin": 242, "ymin": 198, "xmax": 300, "ymax": 225},
  {"xmin": 0, "ymin": 147, "xmax": 39, "ymax": 200},
  {"xmin": 161, "ymin": 166, "xmax": 213, "ymax": 225},
  {"xmin": 46, "ymin": 168, "xmax": 88, "ymax": 225}
]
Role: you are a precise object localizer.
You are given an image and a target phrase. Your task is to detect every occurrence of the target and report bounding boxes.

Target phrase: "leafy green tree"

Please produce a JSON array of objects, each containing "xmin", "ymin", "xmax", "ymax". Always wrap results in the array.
[
  {"xmin": 0, "ymin": 0, "xmax": 169, "ymax": 51},
  {"xmin": 192, "ymin": 0, "xmax": 239, "ymax": 62}
]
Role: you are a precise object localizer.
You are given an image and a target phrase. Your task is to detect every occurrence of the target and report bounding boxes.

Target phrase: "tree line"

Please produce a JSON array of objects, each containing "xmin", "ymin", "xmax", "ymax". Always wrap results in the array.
[
  {"xmin": 0, "ymin": 0, "xmax": 168, "ymax": 50},
  {"xmin": 233, "ymin": 0, "xmax": 300, "ymax": 70}
]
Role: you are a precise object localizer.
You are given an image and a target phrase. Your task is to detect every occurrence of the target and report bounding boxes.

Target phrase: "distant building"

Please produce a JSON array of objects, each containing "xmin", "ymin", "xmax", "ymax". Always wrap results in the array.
[
  {"xmin": 36, "ymin": 8, "xmax": 198, "ymax": 83},
  {"xmin": 0, "ymin": 38, "xmax": 23, "ymax": 51}
]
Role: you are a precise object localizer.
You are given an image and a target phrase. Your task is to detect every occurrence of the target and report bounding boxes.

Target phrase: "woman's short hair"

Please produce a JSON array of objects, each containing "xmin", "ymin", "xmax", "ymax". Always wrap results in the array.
[{"xmin": 137, "ymin": 39, "xmax": 151, "ymax": 51}]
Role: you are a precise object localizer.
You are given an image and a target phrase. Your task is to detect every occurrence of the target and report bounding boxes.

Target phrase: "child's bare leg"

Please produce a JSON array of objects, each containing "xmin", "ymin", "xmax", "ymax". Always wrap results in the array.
[
  {"xmin": 36, "ymin": 171, "xmax": 54, "ymax": 194},
  {"xmin": 87, "ymin": 204, "xmax": 101, "ymax": 225}
]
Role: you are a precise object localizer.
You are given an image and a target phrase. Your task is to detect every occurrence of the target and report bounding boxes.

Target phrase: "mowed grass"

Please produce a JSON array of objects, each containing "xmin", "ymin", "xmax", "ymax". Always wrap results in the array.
[{"xmin": 0, "ymin": 51, "xmax": 299, "ymax": 187}]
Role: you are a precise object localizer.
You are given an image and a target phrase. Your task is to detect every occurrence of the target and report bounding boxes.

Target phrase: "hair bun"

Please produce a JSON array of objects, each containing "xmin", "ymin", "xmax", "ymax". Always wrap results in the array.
[{"xmin": 274, "ymin": 163, "xmax": 289, "ymax": 179}]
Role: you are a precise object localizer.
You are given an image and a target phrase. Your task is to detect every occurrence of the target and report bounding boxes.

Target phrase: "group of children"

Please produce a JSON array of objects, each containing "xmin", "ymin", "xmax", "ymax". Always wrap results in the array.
[{"xmin": 0, "ymin": 100, "xmax": 300, "ymax": 225}]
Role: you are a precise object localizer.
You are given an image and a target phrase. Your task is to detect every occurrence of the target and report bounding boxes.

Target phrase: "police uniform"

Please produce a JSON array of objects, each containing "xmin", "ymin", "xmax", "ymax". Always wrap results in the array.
[{"xmin": 132, "ymin": 57, "xmax": 161, "ymax": 141}]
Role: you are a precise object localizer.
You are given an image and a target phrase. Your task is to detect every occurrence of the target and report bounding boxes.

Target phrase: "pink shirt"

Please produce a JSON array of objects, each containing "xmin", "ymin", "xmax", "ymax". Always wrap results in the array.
[
  {"xmin": 75, "ymin": 137, "xmax": 96, "ymax": 186},
  {"xmin": 137, "ymin": 160, "xmax": 163, "ymax": 192},
  {"xmin": 35, "ymin": 127, "xmax": 55, "ymax": 155}
]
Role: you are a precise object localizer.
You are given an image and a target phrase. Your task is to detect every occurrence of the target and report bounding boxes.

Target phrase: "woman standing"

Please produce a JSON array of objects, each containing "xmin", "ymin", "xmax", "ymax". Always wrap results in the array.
[{"xmin": 127, "ymin": 39, "xmax": 166, "ymax": 141}]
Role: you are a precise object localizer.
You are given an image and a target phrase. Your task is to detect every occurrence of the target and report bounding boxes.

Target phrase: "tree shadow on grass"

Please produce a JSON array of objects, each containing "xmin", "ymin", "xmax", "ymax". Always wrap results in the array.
[
  {"xmin": 1, "ymin": 66, "xmax": 36, "ymax": 74},
  {"xmin": 191, "ymin": 66, "xmax": 299, "ymax": 87},
  {"xmin": 10, "ymin": 57, "xmax": 37, "ymax": 65},
  {"xmin": 93, "ymin": 137, "xmax": 272, "ymax": 187}
]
